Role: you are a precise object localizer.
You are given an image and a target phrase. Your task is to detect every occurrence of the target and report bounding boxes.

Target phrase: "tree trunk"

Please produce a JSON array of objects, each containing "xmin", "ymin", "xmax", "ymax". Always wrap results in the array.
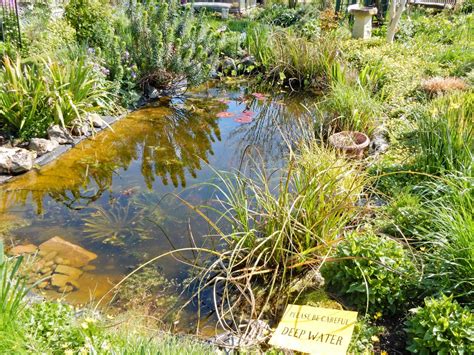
[{"xmin": 386, "ymin": 0, "xmax": 408, "ymax": 43}]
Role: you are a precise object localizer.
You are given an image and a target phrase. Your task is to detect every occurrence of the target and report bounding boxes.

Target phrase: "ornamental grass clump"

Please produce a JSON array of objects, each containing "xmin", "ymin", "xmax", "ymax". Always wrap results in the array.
[
  {"xmin": 0, "ymin": 56, "xmax": 114, "ymax": 139},
  {"xmin": 191, "ymin": 144, "xmax": 367, "ymax": 325},
  {"xmin": 420, "ymin": 175, "xmax": 474, "ymax": 306},
  {"xmin": 245, "ymin": 25, "xmax": 339, "ymax": 90},
  {"xmin": 415, "ymin": 92, "xmax": 473, "ymax": 175},
  {"xmin": 322, "ymin": 231, "xmax": 419, "ymax": 316},
  {"xmin": 405, "ymin": 295, "xmax": 474, "ymax": 354}
]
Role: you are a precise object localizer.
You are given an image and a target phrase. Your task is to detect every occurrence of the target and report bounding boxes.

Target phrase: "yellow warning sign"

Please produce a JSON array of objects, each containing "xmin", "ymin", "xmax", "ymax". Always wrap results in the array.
[{"xmin": 269, "ymin": 304, "xmax": 358, "ymax": 354}]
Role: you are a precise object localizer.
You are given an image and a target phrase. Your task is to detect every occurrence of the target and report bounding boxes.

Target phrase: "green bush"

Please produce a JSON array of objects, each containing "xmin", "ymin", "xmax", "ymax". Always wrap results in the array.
[
  {"xmin": 322, "ymin": 231, "xmax": 418, "ymax": 316},
  {"xmin": 65, "ymin": 0, "xmax": 113, "ymax": 49},
  {"xmin": 405, "ymin": 295, "xmax": 474, "ymax": 354},
  {"xmin": 122, "ymin": 0, "xmax": 219, "ymax": 90}
]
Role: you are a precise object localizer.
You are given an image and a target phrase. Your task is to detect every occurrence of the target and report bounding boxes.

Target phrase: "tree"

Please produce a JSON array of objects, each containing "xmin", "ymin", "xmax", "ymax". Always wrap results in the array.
[{"xmin": 386, "ymin": 0, "xmax": 408, "ymax": 43}]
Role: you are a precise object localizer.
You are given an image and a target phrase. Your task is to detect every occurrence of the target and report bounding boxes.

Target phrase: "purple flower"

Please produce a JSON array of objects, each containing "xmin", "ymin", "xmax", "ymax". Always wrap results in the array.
[
  {"xmin": 87, "ymin": 48, "xmax": 96, "ymax": 55},
  {"xmin": 101, "ymin": 67, "xmax": 110, "ymax": 76},
  {"xmin": 122, "ymin": 51, "xmax": 130, "ymax": 61}
]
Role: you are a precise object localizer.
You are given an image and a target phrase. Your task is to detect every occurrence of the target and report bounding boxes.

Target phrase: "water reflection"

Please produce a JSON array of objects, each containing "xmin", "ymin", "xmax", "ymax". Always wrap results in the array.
[
  {"xmin": 0, "ymin": 82, "xmax": 318, "ymax": 313},
  {"xmin": 0, "ymin": 100, "xmax": 223, "ymax": 213}
]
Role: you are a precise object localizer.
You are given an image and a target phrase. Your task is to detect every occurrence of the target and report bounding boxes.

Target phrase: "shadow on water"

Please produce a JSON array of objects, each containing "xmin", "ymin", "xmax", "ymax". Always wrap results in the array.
[{"xmin": 0, "ymin": 81, "xmax": 318, "ymax": 332}]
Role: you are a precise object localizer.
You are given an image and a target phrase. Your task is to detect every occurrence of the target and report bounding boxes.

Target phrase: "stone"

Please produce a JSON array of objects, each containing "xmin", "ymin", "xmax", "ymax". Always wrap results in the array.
[
  {"xmin": 8, "ymin": 244, "xmax": 37, "ymax": 256},
  {"xmin": 221, "ymin": 57, "xmax": 236, "ymax": 72},
  {"xmin": 51, "ymin": 274, "xmax": 71, "ymax": 288},
  {"xmin": 70, "ymin": 120, "xmax": 90, "ymax": 136},
  {"xmin": 47, "ymin": 125, "xmax": 74, "ymax": 144},
  {"xmin": 39, "ymin": 236, "xmax": 97, "ymax": 267},
  {"xmin": 348, "ymin": 5, "xmax": 377, "ymax": 39},
  {"xmin": 54, "ymin": 256, "xmax": 64, "ymax": 264},
  {"xmin": 240, "ymin": 55, "xmax": 256, "ymax": 67},
  {"xmin": 43, "ymin": 251, "xmax": 58, "ymax": 261},
  {"xmin": 58, "ymin": 285, "xmax": 74, "ymax": 293},
  {"xmin": 82, "ymin": 265, "xmax": 96, "ymax": 271},
  {"xmin": 28, "ymin": 138, "xmax": 59, "ymax": 157},
  {"xmin": 44, "ymin": 260, "xmax": 54, "ymax": 267},
  {"xmin": 40, "ymin": 267, "xmax": 53, "ymax": 275},
  {"xmin": 55, "ymin": 264, "xmax": 83, "ymax": 279},
  {"xmin": 0, "ymin": 147, "xmax": 37, "ymax": 174},
  {"xmin": 37, "ymin": 281, "xmax": 49, "ymax": 289},
  {"xmin": 88, "ymin": 113, "xmax": 105, "ymax": 128}
]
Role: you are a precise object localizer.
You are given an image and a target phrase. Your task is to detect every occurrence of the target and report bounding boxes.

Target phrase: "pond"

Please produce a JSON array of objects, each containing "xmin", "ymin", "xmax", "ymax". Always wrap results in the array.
[{"xmin": 0, "ymin": 81, "xmax": 315, "ymax": 332}]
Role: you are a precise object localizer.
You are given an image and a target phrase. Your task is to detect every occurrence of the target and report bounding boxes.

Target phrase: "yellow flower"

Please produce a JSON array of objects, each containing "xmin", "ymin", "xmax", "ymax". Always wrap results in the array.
[
  {"xmin": 371, "ymin": 335, "xmax": 380, "ymax": 342},
  {"xmin": 81, "ymin": 322, "xmax": 89, "ymax": 329},
  {"xmin": 374, "ymin": 311, "xmax": 382, "ymax": 320},
  {"xmin": 381, "ymin": 351, "xmax": 388, "ymax": 355},
  {"xmin": 65, "ymin": 350, "xmax": 74, "ymax": 355}
]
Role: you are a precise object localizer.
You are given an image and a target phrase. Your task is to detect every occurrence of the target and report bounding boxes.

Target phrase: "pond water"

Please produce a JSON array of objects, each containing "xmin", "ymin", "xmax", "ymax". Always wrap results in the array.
[{"xmin": 0, "ymin": 81, "xmax": 315, "ymax": 332}]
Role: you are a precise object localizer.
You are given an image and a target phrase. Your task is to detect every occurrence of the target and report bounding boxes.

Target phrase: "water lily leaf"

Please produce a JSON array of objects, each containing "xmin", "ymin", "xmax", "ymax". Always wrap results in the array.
[{"xmin": 216, "ymin": 111, "xmax": 234, "ymax": 118}]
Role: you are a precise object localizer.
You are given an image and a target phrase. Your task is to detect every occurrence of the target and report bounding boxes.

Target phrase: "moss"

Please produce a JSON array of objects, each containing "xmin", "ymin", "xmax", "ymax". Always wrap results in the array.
[{"xmin": 294, "ymin": 289, "xmax": 343, "ymax": 310}]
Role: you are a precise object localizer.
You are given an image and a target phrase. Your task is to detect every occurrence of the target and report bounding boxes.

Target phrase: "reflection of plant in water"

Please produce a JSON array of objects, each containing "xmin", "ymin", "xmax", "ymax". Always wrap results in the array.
[{"xmin": 83, "ymin": 201, "xmax": 149, "ymax": 246}]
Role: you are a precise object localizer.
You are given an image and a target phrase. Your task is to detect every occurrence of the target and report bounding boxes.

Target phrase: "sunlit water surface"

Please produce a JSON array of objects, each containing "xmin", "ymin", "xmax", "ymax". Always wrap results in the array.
[{"xmin": 0, "ymin": 82, "xmax": 316, "ymax": 333}]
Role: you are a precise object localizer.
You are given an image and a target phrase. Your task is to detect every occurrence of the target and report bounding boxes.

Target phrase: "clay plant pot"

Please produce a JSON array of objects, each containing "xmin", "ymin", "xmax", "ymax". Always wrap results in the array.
[{"xmin": 328, "ymin": 131, "xmax": 370, "ymax": 159}]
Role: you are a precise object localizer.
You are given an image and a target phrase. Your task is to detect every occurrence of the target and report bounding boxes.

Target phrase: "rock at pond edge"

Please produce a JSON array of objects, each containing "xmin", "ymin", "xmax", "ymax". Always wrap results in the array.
[{"xmin": 0, "ymin": 147, "xmax": 37, "ymax": 174}]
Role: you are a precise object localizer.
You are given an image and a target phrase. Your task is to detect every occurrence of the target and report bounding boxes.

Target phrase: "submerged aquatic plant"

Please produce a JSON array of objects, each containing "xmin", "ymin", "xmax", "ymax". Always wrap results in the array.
[{"xmin": 83, "ymin": 201, "xmax": 149, "ymax": 246}]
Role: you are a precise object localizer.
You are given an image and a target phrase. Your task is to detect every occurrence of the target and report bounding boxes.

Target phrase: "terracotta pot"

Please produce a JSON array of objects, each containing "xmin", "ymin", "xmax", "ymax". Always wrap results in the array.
[{"xmin": 328, "ymin": 131, "xmax": 370, "ymax": 159}]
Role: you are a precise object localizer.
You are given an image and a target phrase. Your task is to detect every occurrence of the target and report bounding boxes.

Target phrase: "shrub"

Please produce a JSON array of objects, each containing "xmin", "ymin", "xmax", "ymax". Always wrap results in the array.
[
  {"xmin": 123, "ymin": 1, "xmax": 220, "ymax": 91},
  {"xmin": 322, "ymin": 231, "xmax": 418, "ymax": 316},
  {"xmin": 415, "ymin": 92, "xmax": 473, "ymax": 175},
  {"xmin": 65, "ymin": 0, "xmax": 113, "ymax": 49},
  {"xmin": 405, "ymin": 295, "xmax": 474, "ymax": 354}
]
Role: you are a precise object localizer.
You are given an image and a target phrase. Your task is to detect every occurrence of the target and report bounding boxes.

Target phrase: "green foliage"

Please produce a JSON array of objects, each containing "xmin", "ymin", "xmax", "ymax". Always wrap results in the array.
[
  {"xmin": 195, "ymin": 144, "xmax": 368, "ymax": 320},
  {"xmin": 414, "ymin": 92, "xmax": 473, "ymax": 175},
  {"xmin": 0, "ymin": 241, "xmax": 28, "ymax": 352},
  {"xmin": 25, "ymin": 19, "xmax": 77, "ymax": 59},
  {"xmin": 349, "ymin": 316, "xmax": 385, "ymax": 354},
  {"xmin": 381, "ymin": 191, "xmax": 430, "ymax": 239},
  {"xmin": 123, "ymin": 1, "xmax": 219, "ymax": 90},
  {"xmin": 322, "ymin": 80, "xmax": 383, "ymax": 135},
  {"xmin": 65, "ymin": 0, "xmax": 113, "ymax": 49},
  {"xmin": 323, "ymin": 231, "xmax": 418, "ymax": 316},
  {"xmin": 0, "ymin": 56, "xmax": 114, "ymax": 139},
  {"xmin": 246, "ymin": 25, "xmax": 339, "ymax": 89},
  {"xmin": 405, "ymin": 295, "xmax": 474, "ymax": 354},
  {"xmin": 255, "ymin": 4, "xmax": 313, "ymax": 28},
  {"xmin": 420, "ymin": 175, "xmax": 474, "ymax": 305},
  {"xmin": 23, "ymin": 302, "xmax": 88, "ymax": 353}
]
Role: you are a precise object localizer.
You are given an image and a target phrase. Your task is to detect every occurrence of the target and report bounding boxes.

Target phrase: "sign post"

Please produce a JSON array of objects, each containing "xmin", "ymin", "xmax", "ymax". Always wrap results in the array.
[{"xmin": 269, "ymin": 304, "xmax": 358, "ymax": 354}]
